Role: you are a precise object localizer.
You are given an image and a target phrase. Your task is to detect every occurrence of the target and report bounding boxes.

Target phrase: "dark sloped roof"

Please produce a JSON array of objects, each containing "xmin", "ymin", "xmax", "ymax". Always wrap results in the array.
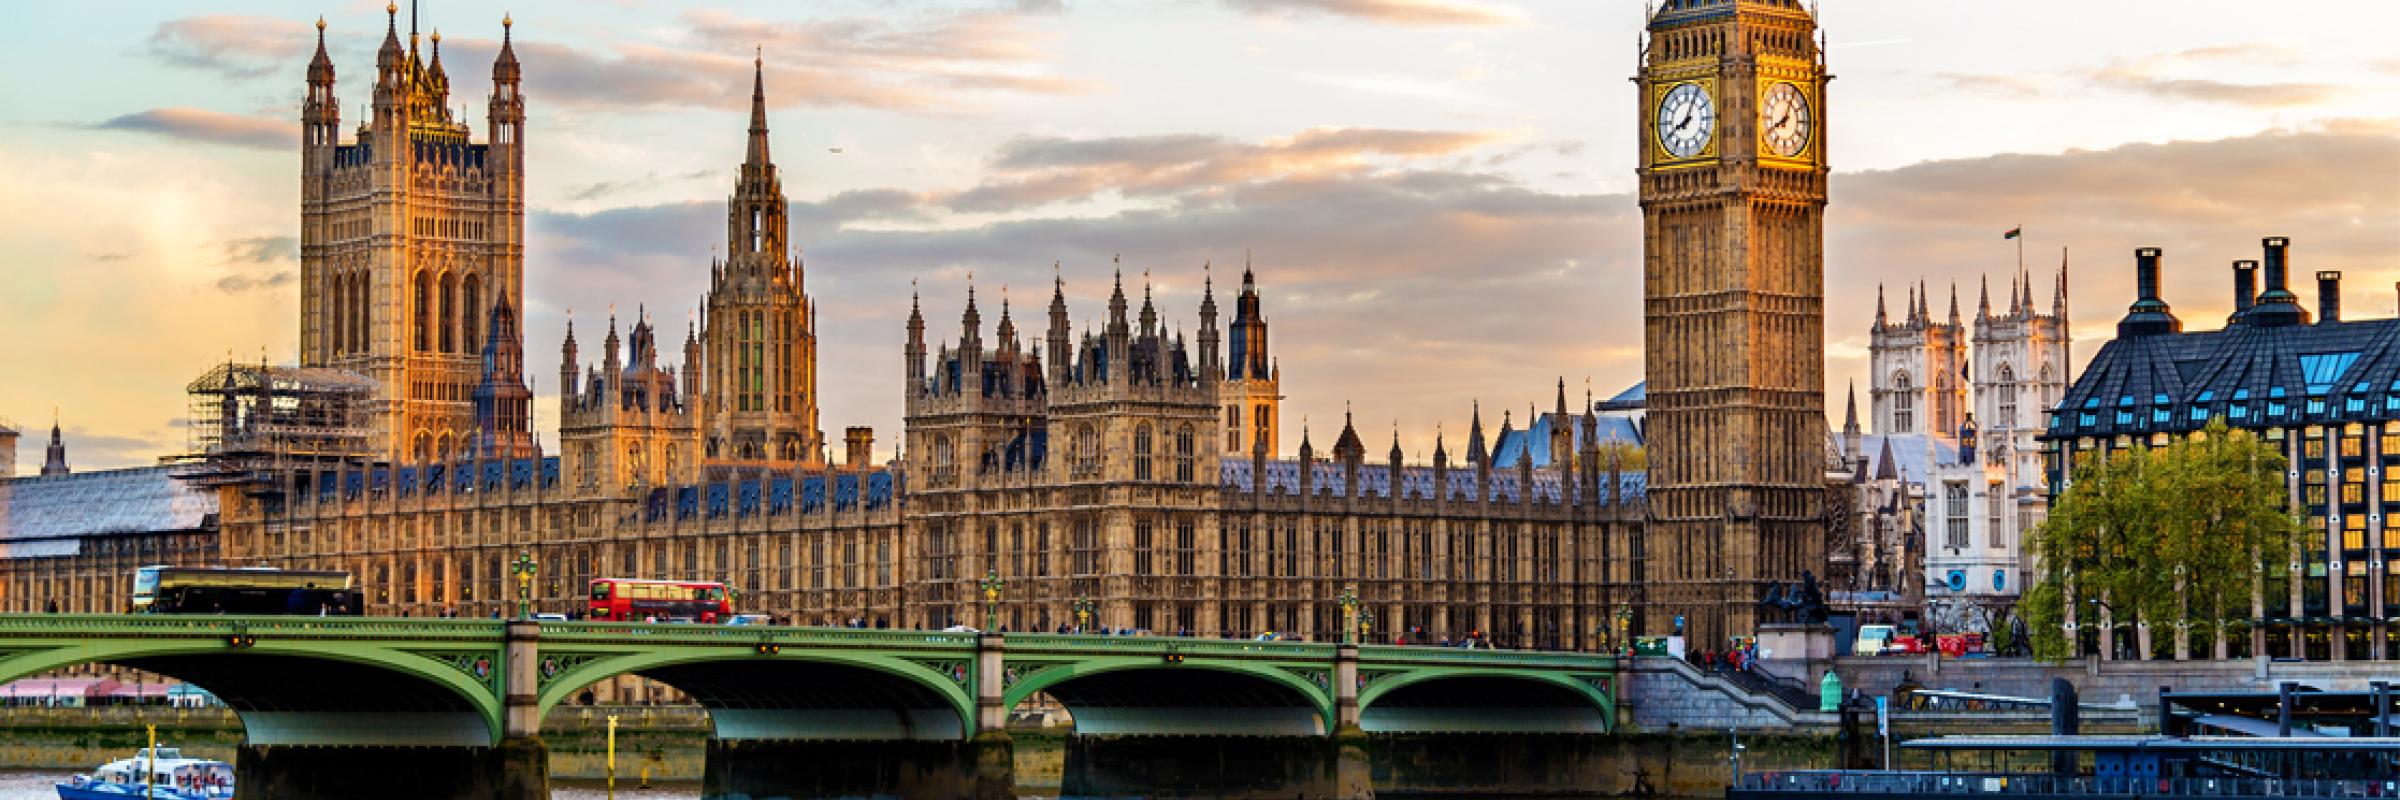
[
  {"xmin": 1, "ymin": 466, "xmax": 218, "ymax": 558},
  {"xmin": 2048, "ymin": 317, "xmax": 2400, "ymax": 441}
]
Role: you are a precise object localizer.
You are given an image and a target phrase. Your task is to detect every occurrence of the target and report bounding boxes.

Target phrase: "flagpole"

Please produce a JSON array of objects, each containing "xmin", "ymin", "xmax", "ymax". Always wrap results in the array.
[{"xmin": 2017, "ymin": 223, "xmax": 2024, "ymax": 274}]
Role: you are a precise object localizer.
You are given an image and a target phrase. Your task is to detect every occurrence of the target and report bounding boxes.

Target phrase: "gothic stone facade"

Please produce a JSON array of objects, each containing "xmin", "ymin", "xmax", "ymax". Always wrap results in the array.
[
  {"xmin": 1636, "ymin": 0, "xmax": 1831, "ymax": 646},
  {"xmin": 298, "ymin": 9, "xmax": 526, "ymax": 461}
]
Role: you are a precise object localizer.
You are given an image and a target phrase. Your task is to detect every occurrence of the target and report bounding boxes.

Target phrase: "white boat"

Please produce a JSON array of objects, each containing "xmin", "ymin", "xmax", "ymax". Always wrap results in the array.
[{"xmin": 55, "ymin": 746, "xmax": 234, "ymax": 800}]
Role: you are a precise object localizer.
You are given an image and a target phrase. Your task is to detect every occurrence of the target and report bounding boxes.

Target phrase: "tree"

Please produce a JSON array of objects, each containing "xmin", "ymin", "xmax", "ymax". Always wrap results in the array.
[{"xmin": 2025, "ymin": 419, "xmax": 2300, "ymax": 661}]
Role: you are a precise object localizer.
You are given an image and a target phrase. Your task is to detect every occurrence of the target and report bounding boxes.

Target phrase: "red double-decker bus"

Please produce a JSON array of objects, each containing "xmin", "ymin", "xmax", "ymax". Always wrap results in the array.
[{"xmin": 587, "ymin": 578, "xmax": 732, "ymax": 623}]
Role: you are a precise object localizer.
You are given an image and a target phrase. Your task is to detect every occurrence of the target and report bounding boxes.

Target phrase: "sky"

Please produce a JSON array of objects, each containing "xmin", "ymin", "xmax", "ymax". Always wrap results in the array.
[{"xmin": 2, "ymin": 0, "xmax": 2397, "ymax": 474}]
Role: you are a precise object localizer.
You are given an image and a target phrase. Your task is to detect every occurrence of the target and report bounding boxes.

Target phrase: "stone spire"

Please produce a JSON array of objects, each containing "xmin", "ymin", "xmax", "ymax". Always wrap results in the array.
[
  {"xmin": 1465, "ymin": 401, "xmax": 1488, "ymax": 466},
  {"xmin": 1977, "ymin": 275, "xmax": 1991, "ymax": 322},
  {"xmin": 492, "ymin": 13, "xmax": 520, "ymax": 84},
  {"xmin": 40, "ymin": 419, "xmax": 69, "ymax": 476},
  {"xmin": 1874, "ymin": 283, "xmax": 1887, "ymax": 328},
  {"xmin": 1947, "ymin": 282, "xmax": 1961, "ymax": 327},
  {"xmin": 1843, "ymin": 380, "xmax": 1860, "ymax": 435},
  {"xmin": 745, "ymin": 49, "xmax": 771, "ymax": 167}
]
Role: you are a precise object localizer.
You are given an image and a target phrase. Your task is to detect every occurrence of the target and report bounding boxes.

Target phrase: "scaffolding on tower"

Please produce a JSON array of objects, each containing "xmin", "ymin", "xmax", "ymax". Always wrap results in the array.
[{"xmin": 179, "ymin": 361, "xmax": 378, "ymax": 495}]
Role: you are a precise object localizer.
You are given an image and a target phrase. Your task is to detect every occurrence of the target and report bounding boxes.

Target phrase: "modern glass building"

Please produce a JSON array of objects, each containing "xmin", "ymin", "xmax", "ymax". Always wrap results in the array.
[{"xmin": 2044, "ymin": 237, "xmax": 2397, "ymax": 661}]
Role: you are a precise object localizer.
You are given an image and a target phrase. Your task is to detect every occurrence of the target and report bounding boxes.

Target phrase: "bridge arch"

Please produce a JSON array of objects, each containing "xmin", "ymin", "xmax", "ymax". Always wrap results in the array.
[
  {"xmin": 1002, "ymin": 657, "xmax": 1334, "ymax": 736},
  {"xmin": 0, "ymin": 636, "xmax": 504, "ymax": 747},
  {"xmin": 1357, "ymin": 669, "xmax": 1612, "ymax": 734},
  {"xmin": 533, "ymin": 647, "xmax": 975, "ymax": 741}
]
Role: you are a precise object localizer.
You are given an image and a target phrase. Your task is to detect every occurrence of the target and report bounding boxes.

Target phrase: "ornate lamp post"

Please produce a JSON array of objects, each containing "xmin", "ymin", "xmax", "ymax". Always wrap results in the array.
[
  {"xmin": 1357, "ymin": 609, "xmax": 1376, "ymax": 644},
  {"xmin": 511, "ymin": 551, "xmax": 538, "ymax": 619},
  {"xmin": 980, "ymin": 570, "xmax": 1006, "ymax": 631},
  {"xmin": 1615, "ymin": 605, "xmax": 1634, "ymax": 653},
  {"xmin": 1073, "ymin": 597, "xmax": 1096, "ymax": 634},
  {"xmin": 1337, "ymin": 586, "xmax": 1361, "ymax": 645}
]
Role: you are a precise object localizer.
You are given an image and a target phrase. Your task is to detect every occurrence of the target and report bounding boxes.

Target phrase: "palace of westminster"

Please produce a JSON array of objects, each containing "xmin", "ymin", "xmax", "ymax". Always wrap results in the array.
[{"xmin": 4, "ymin": 1, "xmax": 1892, "ymax": 654}]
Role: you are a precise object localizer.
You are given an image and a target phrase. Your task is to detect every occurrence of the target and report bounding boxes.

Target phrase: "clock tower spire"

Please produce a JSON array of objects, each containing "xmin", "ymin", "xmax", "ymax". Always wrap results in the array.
[{"xmin": 1635, "ymin": 0, "xmax": 1830, "ymax": 646}]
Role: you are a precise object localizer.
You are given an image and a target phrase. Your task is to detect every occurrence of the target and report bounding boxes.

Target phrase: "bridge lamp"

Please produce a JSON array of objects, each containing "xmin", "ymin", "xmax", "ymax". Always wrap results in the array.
[
  {"xmin": 980, "ymin": 570, "xmax": 1006, "ymax": 631},
  {"xmin": 225, "ymin": 624, "xmax": 255, "ymax": 649},
  {"xmin": 754, "ymin": 637, "xmax": 782, "ymax": 656},
  {"xmin": 511, "ymin": 551, "xmax": 538, "ymax": 619},
  {"xmin": 1357, "ymin": 610, "xmax": 1375, "ymax": 643},
  {"xmin": 1162, "ymin": 645, "xmax": 1185, "ymax": 665},
  {"xmin": 1337, "ymin": 587, "xmax": 1361, "ymax": 645},
  {"xmin": 1073, "ymin": 597, "xmax": 1096, "ymax": 633}
]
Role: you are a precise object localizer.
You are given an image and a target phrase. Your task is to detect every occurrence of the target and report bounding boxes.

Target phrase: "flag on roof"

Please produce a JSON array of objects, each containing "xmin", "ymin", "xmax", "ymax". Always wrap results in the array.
[{"xmin": 2003, "ymin": 226, "xmax": 2022, "ymax": 240}]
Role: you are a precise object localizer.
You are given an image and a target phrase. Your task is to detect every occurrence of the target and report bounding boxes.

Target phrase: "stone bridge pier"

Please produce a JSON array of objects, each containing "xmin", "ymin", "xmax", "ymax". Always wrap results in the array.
[{"xmin": 234, "ymin": 620, "xmax": 549, "ymax": 800}]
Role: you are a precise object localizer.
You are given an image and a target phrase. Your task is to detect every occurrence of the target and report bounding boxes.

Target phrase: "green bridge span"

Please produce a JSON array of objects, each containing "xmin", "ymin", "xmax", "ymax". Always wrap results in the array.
[{"xmin": 0, "ymin": 615, "xmax": 1617, "ymax": 798}]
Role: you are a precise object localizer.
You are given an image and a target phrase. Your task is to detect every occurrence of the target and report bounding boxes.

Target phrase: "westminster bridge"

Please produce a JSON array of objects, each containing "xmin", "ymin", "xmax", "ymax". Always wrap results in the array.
[{"xmin": 0, "ymin": 614, "xmax": 1619, "ymax": 799}]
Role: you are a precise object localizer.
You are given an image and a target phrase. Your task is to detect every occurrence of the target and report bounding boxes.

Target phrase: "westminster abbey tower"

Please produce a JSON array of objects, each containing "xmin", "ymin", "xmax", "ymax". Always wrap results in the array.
[{"xmin": 1637, "ymin": 0, "xmax": 1830, "ymax": 645}]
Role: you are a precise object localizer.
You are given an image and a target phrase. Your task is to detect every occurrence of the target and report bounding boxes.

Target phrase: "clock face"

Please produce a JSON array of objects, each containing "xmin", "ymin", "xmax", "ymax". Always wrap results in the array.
[
  {"xmin": 1655, "ymin": 82, "xmax": 1715, "ymax": 160},
  {"xmin": 1760, "ymin": 82, "xmax": 1813, "ymax": 158}
]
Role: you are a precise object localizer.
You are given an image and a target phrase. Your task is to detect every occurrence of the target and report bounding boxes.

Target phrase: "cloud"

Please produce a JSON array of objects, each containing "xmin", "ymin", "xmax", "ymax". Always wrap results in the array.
[
  {"xmin": 1827, "ymin": 122, "xmax": 2400, "ymax": 397},
  {"xmin": 90, "ymin": 108, "xmax": 291, "ymax": 151},
  {"xmin": 220, "ymin": 236, "xmax": 296, "ymax": 266},
  {"xmin": 145, "ymin": 14, "xmax": 313, "ymax": 80},
  {"xmin": 1221, "ymin": 0, "xmax": 1528, "ymax": 27},
  {"xmin": 2086, "ymin": 65, "xmax": 2341, "ymax": 108},
  {"xmin": 212, "ymin": 236, "xmax": 297, "ymax": 295},
  {"xmin": 437, "ymin": 9, "xmax": 1096, "ymax": 115},
  {"xmin": 215, "ymin": 272, "xmax": 296, "ymax": 294},
  {"xmin": 565, "ymin": 169, "xmax": 721, "ymax": 203},
  {"xmin": 1941, "ymin": 43, "xmax": 2348, "ymax": 109},
  {"xmin": 521, "ymin": 122, "xmax": 2400, "ymax": 460},
  {"xmin": 945, "ymin": 127, "xmax": 1505, "ymax": 213}
]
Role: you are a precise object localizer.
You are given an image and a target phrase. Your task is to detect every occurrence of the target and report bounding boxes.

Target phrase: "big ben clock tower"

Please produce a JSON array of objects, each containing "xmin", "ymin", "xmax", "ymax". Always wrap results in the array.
[{"xmin": 1636, "ymin": 0, "xmax": 1829, "ymax": 646}]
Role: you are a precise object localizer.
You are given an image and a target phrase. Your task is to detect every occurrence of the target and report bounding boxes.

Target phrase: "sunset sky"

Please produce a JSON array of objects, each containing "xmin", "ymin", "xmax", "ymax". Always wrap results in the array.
[{"xmin": 3, "ymin": 0, "xmax": 2397, "ymax": 473}]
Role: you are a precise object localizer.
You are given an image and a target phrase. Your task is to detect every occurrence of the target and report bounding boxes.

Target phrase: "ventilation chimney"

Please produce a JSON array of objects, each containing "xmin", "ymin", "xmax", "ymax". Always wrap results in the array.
[
  {"xmin": 845, "ymin": 426, "xmax": 875, "ymax": 469},
  {"xmin": 2245, "ymin": 237, "xmax": 2310, "ymax": 327},
  {"xmin": 2118, "ymin": 247, "xmax": 2182, "ymax": 337},
  {"xmin": 2232, "ymin": 261, "xmax": 2257, "ymax": 316},
  {"xmin": 2319, "ymin": 271, "xmax": 2342, "ymax": 323}
]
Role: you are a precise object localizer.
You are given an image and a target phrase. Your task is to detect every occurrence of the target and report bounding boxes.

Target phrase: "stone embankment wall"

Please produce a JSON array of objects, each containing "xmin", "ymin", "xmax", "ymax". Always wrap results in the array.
[{"xmin": 1835, "ymin": 655, "xmax": 2397, "ymax": 715}]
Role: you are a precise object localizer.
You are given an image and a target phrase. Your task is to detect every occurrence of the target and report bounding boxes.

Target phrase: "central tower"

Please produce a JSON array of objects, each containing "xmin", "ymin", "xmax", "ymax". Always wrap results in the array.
[
  {"xmin": 699, "ymin": 56, "xmax": 823, "ymax": 470},
  {"xmin": 1636, "ymin": 0, "xmax": 1829, "ymax": 645}
]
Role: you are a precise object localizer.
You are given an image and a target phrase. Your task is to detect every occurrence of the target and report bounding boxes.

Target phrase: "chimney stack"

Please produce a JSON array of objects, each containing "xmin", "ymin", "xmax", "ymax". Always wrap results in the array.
[
  {"xmin": 2319, "ymin": 271, "xmax": 2342, "ymax": 323},
  {"xmin": 2245, "ymin": 237, "xmax": 2309, "ymax": 326},
  {"xmin": 2118, "ymin": 248, "xmax": 2182, "ymax": 337},
  {"xmin": 2232, "ymin": 261, "xmax": 2257, "ymax": 316},
  {"xmin": 2262, "ymin": 237, "xmax": 2292, "ymax": 297},
  {"xmin": 845, "ymin": 426, "xmax": 875, "ymax": 469}
]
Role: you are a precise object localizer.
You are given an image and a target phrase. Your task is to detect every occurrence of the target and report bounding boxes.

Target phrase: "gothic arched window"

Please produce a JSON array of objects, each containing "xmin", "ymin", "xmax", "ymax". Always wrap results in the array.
[
  {"xmin": 2038, "ymin": 365, "xmax": 2056, "ymax": 414},
  {"xmin": 1892, "ymin": 372, "xmax": 1915, "ymax": 433},
  {"xmin": 1175, "ymin": 424, "xmax": 1196, "ymax": 482},
  {"xmin": 462, "ymin": 274, "xmax": 482, "ymax": 353},
  {"xmin": 1134, "ymin": 423, "xmax": 1155, "ymax": 481},
  {"xmin": 1996, "ymin": 364, "xmax": 2018, "ymax": 427},
  {"xmin": 1075, "ymin": 424, "xmax": 1100, "ymax": 477},
  {"xmin": 439, "ymin": 271, "xmax": 458, "ymax": 353},
  {"xmin": 413, "ymin": 271, "xmax": 432, "ymax": 352}
]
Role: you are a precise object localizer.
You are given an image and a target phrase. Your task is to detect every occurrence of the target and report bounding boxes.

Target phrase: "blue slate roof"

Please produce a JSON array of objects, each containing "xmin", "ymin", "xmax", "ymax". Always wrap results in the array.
[
  {"xmin": 2048, "ymin": 316, "xmax": 2400, "ymax": 441},
  {"xmin": 1856, "ymin": 434, "xmax": 1961, "ymax": 485},
  {"xmin": 1215, "ymin": 457, "xmax": 1647, "ymax": 505},
  {"xmin": 1600, "ymin": 382, "xmax": 1646, "ymax": 411},
  {"xmin": 1, "ymin": 466, "xmax": 218, "ymax": 559},
  {"xmin": 1492, "ymin": 413, "xmax": 1644, "ymax": 469}
]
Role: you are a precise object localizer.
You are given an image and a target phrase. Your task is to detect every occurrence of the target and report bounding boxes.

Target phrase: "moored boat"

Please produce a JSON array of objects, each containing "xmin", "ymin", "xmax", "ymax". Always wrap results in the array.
[{"xmin": 55, "ymin": 746, "xmax": 234, "ymax": 800}]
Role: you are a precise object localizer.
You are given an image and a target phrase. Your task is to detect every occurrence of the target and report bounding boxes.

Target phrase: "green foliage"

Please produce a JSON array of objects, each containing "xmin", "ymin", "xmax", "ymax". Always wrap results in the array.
[{"xmin": 2024, "ymin": 419, "xmax": 2301, "ymax": 661}]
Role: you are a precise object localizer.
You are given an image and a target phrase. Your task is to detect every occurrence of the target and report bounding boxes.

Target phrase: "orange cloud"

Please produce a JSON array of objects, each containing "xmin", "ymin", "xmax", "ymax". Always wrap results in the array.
[
  {"xmin": 145, "ymin": 14, "xmax": 313, "ymax": 79},
  {"xmin": 90, "ymin": 108, "xmax": 291, "ymax": 151},
  {"xmin": 427, "ymin": 8, "xmax": 1100, "ymax": 115},
  {"xmin": 1222, "ymin": 0, "xmax": 1528, "ymax": 28},
  {"xmin": 946, "ymin": 127, "xmax": 1507, "ymax": 213}
]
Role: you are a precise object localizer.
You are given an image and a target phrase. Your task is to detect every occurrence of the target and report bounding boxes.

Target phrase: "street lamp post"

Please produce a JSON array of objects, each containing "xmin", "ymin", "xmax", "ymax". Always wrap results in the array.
[
  {"xmin": 980, "ymin": 570, "xmax": 1006, "ymax": 631},
  {"xmin": 1358, "ymin": 609, "xmax": 1375, "ymax": 644},
  {"xmin": 1616, "ymin": 606, "xmax": 1634, "ymax": 654},
  {"xmin": 511, "ymin": 551, "xmax": 538, "ymax": 619},
  {"xmin": 1073, "ymin": 597, "xmax": 1096, "ymax": 634},
  {"xmin": 1338, "ymin": 586, "xmax": 1361, "ymax": 645}
]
